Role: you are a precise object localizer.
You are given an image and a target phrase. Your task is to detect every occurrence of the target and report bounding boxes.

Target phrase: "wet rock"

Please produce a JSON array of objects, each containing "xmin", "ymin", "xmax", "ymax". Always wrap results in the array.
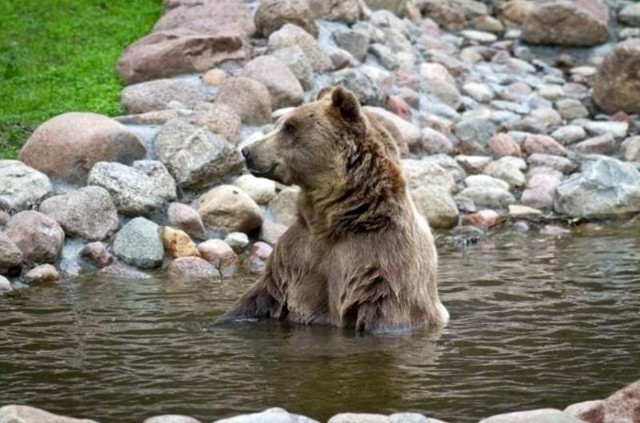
[
  {"xmin": 242, "ymin": 56, "xmax": 304, "ymax": 109},
  {"xmin": 0, "ymin": 275, "xmax": 11, "ymax": 293},
  {"xmin": 583, "ymin": 121, "xmax": 629, "ymax": 139},
  {"xmin": 255, "ymin": 0, "xmax": 317, "ymax": 38},
  {"xmin": 224, "ymin": 232, "xmax": 250, "ymax": 253},
  {"xmin": 199, "ymin": 185, "xmax": 263, "ymax": 234},
  {"xmin": 619, "ymin": 3, "xmax": 640, "ymax": 26},
  {"xmin": 0, "ymin": 233, "xmax": 23, "ymax": 276},
  {"xmin": 541, "ymin": 224, "xmax": 571, "ymax": 236},
  {"xmin": 144, "ymin": 416, "xmax": 202, "ymax": 423},
  {"xmin": 411, "ymin": 186, "xmax": 459, "ymax": 229},
  {"xmin": 479, "ymin": 408, "xmax": 584, "ymax": 423},
  {"xmin": 455, "ymin": 155, "xmax": 492, "ymax": 174},
  {"xmin": 113, "ymin": 217, "xmax": 164, "ymax": 269},
  {"xmin": 465, "ymin": 174, "xmax": 510, "ymax": 191},
  {"xmin": 269, "ymin": 187, "xmax": 300, "ymax": 226},
  {"xmin": 40, "ymin": 186, "xmax": 119, "ymax": 241},
  {"xmin": 198, "ymin": 239, "xmax": 237, "ymax": 267},
  {"xmin": 489, "ymin": 134, "xmax": 522, "ymax": 158},
  {"xmin": 402, "ymin": 159, "xmax": 456, "ymax": 193},
  {"xmin": 234, "ymin": 174, "xmax": 276, "ymax": 205},
  {"xmin": 509, "ymin": 204, "xmax": 543, "ymax": 219},
  {"xmin": 216, "ymin": 408, "xmax": 319, "ymax": 423},
  {"xmin": 271, "ymin": 46, "xmax": 315, "ymax": 91},
  {"xmin": 364, "ymin": 106, "xmax": 420, "ymax": 151},
  {"xmin": 154, "ymin": 0, "xmax": 255, "ymax": 36},
  {"xmin": 455, "ymin": 186, "xmax": 516, "ymax": 209},
  {"xmin": 215, "ymin": 77, "xmax": 272, "ymax": 125},
  {"xmin": 334, "ymin": 69, "xmax": 386, "ymax": 107},
  {"xmin": 521, "ymin": 167, "xmax": 563, "ymax": 209},
  {"xmin": 260, "ymin": 221, "xmax": 288, "ymax": 245},
  {"xmin": 20, "ymin": 113, "xmax": 145, "ymax": 185},
  {"xmin": 80, "ymin": 242, "xmax": 113, "ymax": 268},
  {"xmin": 167, "ymin": 202, "xmax": 207, "ymax": 241},
  {"xmin": 268, "ymin": 24, "xmax": 333, "ymax": 73},
  {"xmin": 120, "ymin": 79, "xmax": 207, "ymax": 114},
  {"xmin": 522, "ymin": 1, "xmax": 609, "ymax": 47},
  {"xmin": 5, "ymin": 211, "xmax": 64, "ymax": 264},
  {"xmin": 484, "ymin": 157, "xmax": 526, "ymax": 187},
  {"xmin": 523, "ymin": 135, "xmax": 567, "ymax": 156},
  {"xmin": 155, "ymin": 119, "xmax": 243, "ymax": 189},
  {"xmin": 0, "ymin": 161, "xmax": 53, "ymax": 211},
  {"xmin": 162, "ymin": 226, "xmax": 199, "ymax": 258},
  {"xmin": 0, "ymin": 405, "xmax": 98, "ymax": 423},
  {"xmin": 455, "ymin": 119, "xmax": 497, "ymax": 155},
  {"xmin": 167, "ymin": 256, "xmax": 218, "ymax": 281},
  {"xmin": 462, "ymin": 209, "xmax": 500, "ymax": 230},
  {"xmin": 593, "ymin": 39, "xmax": 640, "ymax": 114},
  {"xmin": 551, "ymin": 125, "xmax": 587, "ymax": 145},
  {"xmin": 555, "ymin": 156, "xmax": 640, "ymax": 217},
  {"xmin": 88, "ymin": 161, "xmax": 176, "ymax": 217},
  {"xmin": 572, "ymin": 134, "xmax": 616, "ymax": 155},
  {"xmin": 97, "ymin": 263, "xmax": 150, "ymax": 280},
  {"xmin": 563, "ymin": 400, "xmax": 603, "ymax": 420},
  {"xmin": 116, "ymin": 28, "xmax": 247, "ymax": 85},
  {"xmin": 186, "ymin": 102, "xmax": 242, "ymax": 145},
  {"xmin": 622, "ymin": 136, "xmax": 640, "ymax": 162},
  {"xmin": 527, "ymin": 154, "xmax": 578, "ymax": 174},
  {"xmin": 24, "ymin": 264, "xmax": 61, "ymax": 284}
]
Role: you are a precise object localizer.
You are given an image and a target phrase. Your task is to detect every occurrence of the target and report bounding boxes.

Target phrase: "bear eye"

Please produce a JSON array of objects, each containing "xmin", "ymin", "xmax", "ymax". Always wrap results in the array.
[{"xmin": 282, "ymin": 122, "xmax": 296, "ymax": 136}]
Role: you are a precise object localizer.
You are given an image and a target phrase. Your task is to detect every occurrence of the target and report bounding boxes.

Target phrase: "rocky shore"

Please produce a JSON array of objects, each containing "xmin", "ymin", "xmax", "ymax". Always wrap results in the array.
[{"xmin": 0, "ymin": 378, "xmax": 638, "ymax": 422}]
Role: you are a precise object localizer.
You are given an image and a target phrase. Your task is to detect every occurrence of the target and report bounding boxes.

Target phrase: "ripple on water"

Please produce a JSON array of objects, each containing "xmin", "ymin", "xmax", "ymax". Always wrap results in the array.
[{"xmin": 1, "ymin": 228, "xmax": 640, "ymax": 422}]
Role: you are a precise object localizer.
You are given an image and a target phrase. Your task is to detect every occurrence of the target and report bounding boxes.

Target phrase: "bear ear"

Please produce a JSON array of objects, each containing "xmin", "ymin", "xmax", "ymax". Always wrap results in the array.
[
  {"xmin": 331, "ymin": 86, "xmax": 361, "ymax": 121},
  {"xmin": 315, "ymin": 86, "xmax": 334, "ymax": 101}
]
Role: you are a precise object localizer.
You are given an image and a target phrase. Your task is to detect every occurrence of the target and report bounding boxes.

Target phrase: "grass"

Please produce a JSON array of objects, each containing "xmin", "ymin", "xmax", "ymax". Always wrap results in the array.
[{"xmin": 0, "ymin": 0, "xmax": 161, "ymax": 159}]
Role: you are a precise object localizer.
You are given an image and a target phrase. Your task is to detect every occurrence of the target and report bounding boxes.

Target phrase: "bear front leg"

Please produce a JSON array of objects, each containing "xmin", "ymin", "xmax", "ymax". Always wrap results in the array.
[{"xmin": 217, "ymin": 275, "xmax": 287, "ymax": 322}]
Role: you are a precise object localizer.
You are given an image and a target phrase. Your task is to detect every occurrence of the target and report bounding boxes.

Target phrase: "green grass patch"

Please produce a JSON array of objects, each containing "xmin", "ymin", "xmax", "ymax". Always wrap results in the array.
[{"xmin": 0, "ymin": 0, "xmax": 161, "ymax": 159}]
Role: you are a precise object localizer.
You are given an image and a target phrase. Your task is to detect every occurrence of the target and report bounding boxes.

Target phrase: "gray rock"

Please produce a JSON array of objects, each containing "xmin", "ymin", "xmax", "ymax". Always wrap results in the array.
[
  {"xmin": 563, "ymin": 400, "xmax": 603, "ymax": 419},
  {"xmin": 569, "ymin": 379, "xmax": 640, "ymax": 423},
  {"xmin": 269, "ymin": 187, "xmax": 300, "ymax": 226},
  {"xmin": 328, "ymin": 413, "xmax": 390, "ymax": 423},
  {"xmin": 234, "ymin": 174, "xmax": 277, "ymax": 205},
  {"xmin": 24, "ymin": 264, "xmax": 61, "ymax": 284},
  {"xmin": 551, "ymin": 125, "xmax": 586, "ymax": 145},
  {"xmin": 80, "ymin": 242, "xmax": 113, "ymax": 268},
  {"xmin": 584, "ymin": 121, "xmax": 629, "ymax": 139},
  {"xmin": 389, "ymin": 413, "xmax": 448, "ymax": 423},
  {"xmin": 479, "ymin": 408, "xmax": 586, "ymax": 423},
  {"xmin": 555, "ymin": 156, "xmax": 640, "ymax": 216},
  {"xmin": 260, "ymin": 221, "xmax": 288, "ymax": 245},
  {"xmin": 462, "ymin": 83, "xmax": 494, "ymax": 103},
  {"xmin": 187, "ymin": 103, "xmax": 242, "ymax": 145},
  {"xmin": 215, "ymin": 77, "xmax": 273, "ymax": 126},
  {"xmin": 593, "ymin": 39, "xmax": 640, "ymax": 114},
  {"xmin": 455, "ymin": 155, "xmax": 492, "ymax": 174},
  {"xmin": 268, "ymin": 24, "xmax": 333, "ymax": 73},
  {"xmin": 0, "ymin": 210, "xmax": 9, "ymax": 226},
  {"xmin": 454, "ymin": 119, "xmax": 497, "ymax": 155},
  {"xmin": 198, "ymin": 185, "xmax": 263, "ymax": 234},
  {"xmin": 619, "ymin": 2, "xmax": 640, "ymax": 25},
  {"xmin": 167, "ymin": 202, "xmax": 207, "ymax": 241},
  {"xmin": 215, "ymin": 408, "xmax": 319, "ymax": 423},
  {"xmin": 0, "ymin": 405, "xmax": 97, "ymax": 423},
  {"xmin": 556, "ymin": 99, "xmax": 588, "ymax": 121},
  {"xmin": 0, "ymin": 160, "xmax": 53, "ymax": 211},
  {"xmin": 622, "ymin": 136, "xmax": 640, "ymax": 162},
  {"xmin": 224, "ymin": 232, "xmax": 250, "ymax": 253},
  {"xmin": 242, "ymin": 55, "xmax": 304, "ymax": 109},
  {"xmin": 97, "ymin": 263, "xmax": 150, "ymax": 279},
  {"xmin": 0, "ymin": 275, "xmax": 11, "ymax": 292},
  {"xmin": 271, "ymin": 46, "xmax": 315, "ymax": 91},
  {"xmin": 143, "ymin": 416, "xmax": 202, "ymax": 423},
  {"xmin": 255, "ymin": 0, "xmax": 317, "ymax": 38},
  {"xmin": 121, "ymin": 79, "xmax": 208, "ymax": 114},
  {"xmin": 424, "ymin": 154, "xmax": 466, "ymax": 182},
  {"xmin": 333, "ymin": 69, "xmax": 386, "ymax": 107},
  {"xmin": 521, "ymin": 167, "xmax": 563, "ymax": 209},
  {"xmin": 0, "ymin": 232, "xmax": 23, "ymax": 276},
  {"xmin": 421, "ymin": 127, "xmax": 456, "ymax": 155},
  {"xmin": 4, "ymin": 211, "xmax": 64, "ymax": 264},
  {"xmin": 40, "ymin": 186, "xmax": 119, "ymax": 241},
  {"xmin": 364, "ymin": 106, "xmax": 421, "ymax": 151},
  {"xmin": 527, "ymin": 154, "xmax": 578, "ymax": 174},
  {"xmin": 113, "ymin": 217, "xmax": 164, "ymax": 269},
  {"xmin": 87, "ymin": 161, "xmax": 176, "ymax": 217},
  {"xmin": 334, "ymin": 28, "xmax": 370, "ymax": 62},
  {"xmin": 572, "ymin": 134, "xmax": 616, "ymax": 155},
  {"xmin": 465, "ymin": 174, "xmax": 510, "ymax": 191},
  {"xmin": 455, "ymin": 186, "xmax": 516, "ymax": 208},
  {"xmin": 411, "ymin": 186, "xmax": 459, "ymax": 229},
  {"xmin": 155, "ymin": 119, "xmax": 243, "ymax": 189},
  {"xmin": 369, "ymin": 43, "xmax": 399, "ymax": 70},
  {"xmin": 167, "ymin": 257, "xmax": 218, "ymax": 281},
  {"xmin": 483, "ymin": 157, "xmax": 526, "ymax": 187},
  {"xmin": 402, "ymin": 159, "xmax": 456, "ymax": 193},
  {"xmin": 308, "ymin": 0, "xmax": 361, "ymax": 23}
]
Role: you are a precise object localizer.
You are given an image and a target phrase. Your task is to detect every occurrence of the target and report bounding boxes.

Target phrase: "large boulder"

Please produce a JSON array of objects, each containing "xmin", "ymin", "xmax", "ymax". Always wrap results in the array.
[
  {"xmin": 120, "ymin": 79, "xmax": 208, "ymax": 114},
  {"xmin": 215, "ymin": 77, "xmax": 272, "ymax": 125},
  {"xmin": 154, "ymin": 0, "xmax": 255, "ymax": 36},
  {"xmin": 217, "ymin": 408, "xmax": 318, "ymax": 423},
  {"xmin": 255, "ymin": 0, "xmax": 318, "ymax": 38},
  {"xmin": 522, "ymin": 0, "xmax": 609, "ymax": 46},
  {"xmin": 19, "ymin": 113, "xmax": 145, "ymax": 185},
  {"xmin": 4, "ymin": 211, "xmax": 65, "ymax": 264},
  {"xmin": 0, "ymin": 160, "xmax": 53, "ymax": 211},
  {"xmin": 268, "ymin": 24, "xmax": 333, "ymax": 73},
  {"xmin": 593, "ymin": 39, "xmax": 640, "ymax": 114},
  {"xmin": 87, "ymin": 161, "xmax": 177, "ymax": 216},
  {"xmin": 570, "ymin": 379, "xmax": 640, "ymax": 423},
  {"xmin": 40, "ymin": 186, "xmax": 119, "ymax": 241},
  {"xmin": 117, "ymin": 28, "xmax": 248, "ymax": 85},
  {"xmin": 479, "ymin": 408, "xmax": 585, "ymax": 423},
  {"xmin": 554, "ymin": 156, "xmax": 640, "ymax": 217},
  {"xmin": 198, "ymin": 185, "xmax": 263, "ymax": 234},
  {"xmin": 0, "ymin": 405, "xmax": 97, "ymax": 423},
  {"xmin": 186, "ymin": 103, "xmax": 242, "ymax": 145},
  {"xmin": 113, "ymin": 217, "xmax": 164, "ymax": 269},
  {"xmin": 242, "ymin": 56, "xmax": 304, "ymax": 109},
  {"xmin": 154, "ymin": 119, "xmax": 243, "ymax": 189}
]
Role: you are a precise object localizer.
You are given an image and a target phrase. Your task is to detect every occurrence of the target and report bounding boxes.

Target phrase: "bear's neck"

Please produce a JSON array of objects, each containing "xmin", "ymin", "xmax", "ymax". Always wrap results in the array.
[{"xmin": 298, "ymin": 142, "xmax": 407, "ymax": 240}]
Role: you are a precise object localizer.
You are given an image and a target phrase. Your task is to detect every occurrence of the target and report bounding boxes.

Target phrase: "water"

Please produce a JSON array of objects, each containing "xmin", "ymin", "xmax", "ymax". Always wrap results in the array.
[{"xmin": 1, "ymin": 226, "xmax": 640, "ymax": 422}]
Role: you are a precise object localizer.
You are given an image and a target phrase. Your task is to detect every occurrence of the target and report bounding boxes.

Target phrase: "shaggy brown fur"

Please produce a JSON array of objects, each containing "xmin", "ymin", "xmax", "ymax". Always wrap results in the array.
[{"xmin": 220, "ymin": 86, "xmax": 449, "ymax": 333}]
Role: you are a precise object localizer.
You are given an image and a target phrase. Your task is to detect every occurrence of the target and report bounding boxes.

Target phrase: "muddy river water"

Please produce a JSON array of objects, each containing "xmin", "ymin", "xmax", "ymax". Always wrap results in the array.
[{"xmin": 1, "ymin": 225, "xmax": 639, "ymax": 422}]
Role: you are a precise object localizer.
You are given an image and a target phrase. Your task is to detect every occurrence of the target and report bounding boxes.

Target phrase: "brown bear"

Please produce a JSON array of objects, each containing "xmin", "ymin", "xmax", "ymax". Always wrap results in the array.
[{"xmin": 220, "ymin": 86, "xmax": 449, "ymax": 333}]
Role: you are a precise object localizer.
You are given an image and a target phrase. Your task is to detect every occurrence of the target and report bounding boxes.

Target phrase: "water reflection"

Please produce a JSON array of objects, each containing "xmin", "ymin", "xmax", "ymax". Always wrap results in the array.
[{"xmin": 1, "ymin": 226, "xmax": 639, "ymax": 422}]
